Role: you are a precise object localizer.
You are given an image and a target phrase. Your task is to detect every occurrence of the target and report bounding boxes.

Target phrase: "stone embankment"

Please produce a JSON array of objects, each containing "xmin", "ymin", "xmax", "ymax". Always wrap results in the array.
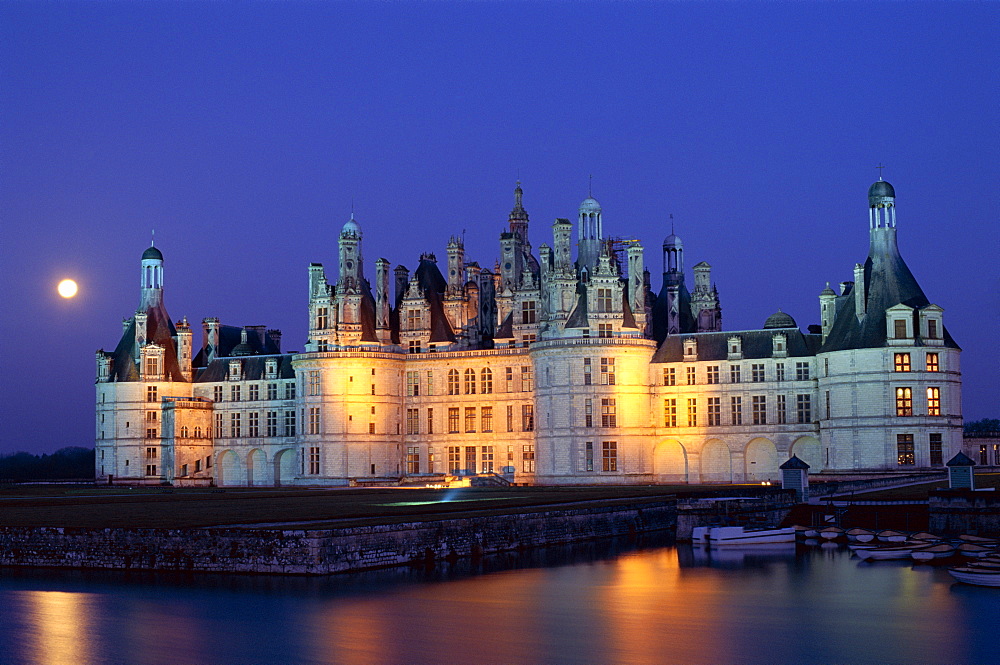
[{"xmin": 0, "ymin": 500, "xmax": 677, "ymax": 575}]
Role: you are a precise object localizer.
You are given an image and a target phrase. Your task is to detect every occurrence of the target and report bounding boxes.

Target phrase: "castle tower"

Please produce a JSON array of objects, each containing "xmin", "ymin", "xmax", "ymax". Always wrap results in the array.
[
  {"xmin": 446, "ymin": 237, "xmax": 465, "ymax": 294},
  {"xmin": 338, "ymin": 214, "xmax": 364, "ymax": 295},
  {"xmin": 509, "ymin": 181, "xmax": 529, "ymax": 242},
  {"xmin": 577, "ymin": 196, "xmax": 603, "ymax": 272},
  {"xmin": 140, "ymin": 243, "xmax": 164, "ymax": 309},
  {"xmin": 691, "ymin": 261, "xmax": 721, "ymax": 332},
  {"xmin": 375, "ymin": 258, "xmax": 392, "ymax": 343}
]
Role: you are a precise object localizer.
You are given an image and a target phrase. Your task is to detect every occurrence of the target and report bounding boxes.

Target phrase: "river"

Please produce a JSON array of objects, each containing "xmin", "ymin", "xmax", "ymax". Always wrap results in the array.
[{"xmin": 0, "ymin": 537, "xmax": 994, "ymax": 665}]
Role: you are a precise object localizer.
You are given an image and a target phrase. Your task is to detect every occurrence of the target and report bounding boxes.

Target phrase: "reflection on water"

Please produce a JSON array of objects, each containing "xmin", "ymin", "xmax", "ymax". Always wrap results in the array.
[{"xmin": 0, "ymin": 538, "xmax": 995, "ymax": 665}]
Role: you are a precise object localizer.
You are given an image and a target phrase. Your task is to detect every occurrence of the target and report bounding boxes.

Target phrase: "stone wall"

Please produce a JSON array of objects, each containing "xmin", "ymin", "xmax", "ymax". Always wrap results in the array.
[
  {"xmin": 675, "ymin": 492, "xmax": 796, "ymax": 540},
  {"xmin": 928, "ymin": 490, "xmax": 1000, "ymax": 537},
  {"xmin": 0, "ymin": 500, "xmax": 676, "ymax": 575}
]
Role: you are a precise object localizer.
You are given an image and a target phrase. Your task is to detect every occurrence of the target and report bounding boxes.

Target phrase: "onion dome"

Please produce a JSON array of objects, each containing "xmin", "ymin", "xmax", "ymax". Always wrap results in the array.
[
  {"xmin": 142, "ymin": 245, "xmax": 163, "ymax": 261},
  {"xmin": 868, "ymin": 179, "xmax": 895, "ymax": 206},
  {"xmin": 341, "ymin": 214, "xmax": 361, "ymax": 237},
  {"xmin": 764, "ymin": 309, "xmax": 797, "ymax": 329}
]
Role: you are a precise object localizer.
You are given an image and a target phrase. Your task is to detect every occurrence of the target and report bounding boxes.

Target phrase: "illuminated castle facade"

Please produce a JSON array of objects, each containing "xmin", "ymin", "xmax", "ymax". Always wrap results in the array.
[{"xmin": 95, "ymin": 179, "xmax": 963, "ymax": 486}]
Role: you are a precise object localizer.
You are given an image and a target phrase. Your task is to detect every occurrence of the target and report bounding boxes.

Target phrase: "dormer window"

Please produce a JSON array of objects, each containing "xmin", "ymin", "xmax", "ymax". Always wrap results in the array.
[
  {"xmin": 229, "ymin": 360, "xmax": 242, "ymax": 381},
  {"xmin": 918, "ymin": 305, "xmax": 944, "ymax": 345},
  {"xmin": 772, "ymin": 333, "xmax": 788, "ymax": 358},
  {"xmin": 886, "ymin": 304, "xmax": 915, "ymax": 346},
  {"xmin": 265, "ymin": 359, "xmax": 278, "ymax": 379},
  {"xmin": 683, "ymin": 338, "xmax": 698, "ymax": 361},
  {"xmin": 727, "ymin": 336, "xmax": 742, "ymax": 360}
]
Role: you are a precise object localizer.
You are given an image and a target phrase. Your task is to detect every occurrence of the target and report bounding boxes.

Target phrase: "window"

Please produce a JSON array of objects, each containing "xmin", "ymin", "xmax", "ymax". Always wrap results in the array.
[
  {"xmin": 426, "ymin": 408, "xmax": 434, "ymax": 434},
  {"xmin": 686, "ymin": 367, "xmax": 696, "ymax": 385},
  {"xmin": 930, "ymin": 433, "xmax": 943, "ymax": 466},
  {"xmin": 317, "ymin": 340, "xmax": 329, "ymax": 352},
  {"xmin": 403, "ymin": 371, "xmax": 418, "ymax": 397},
  {"xmin": 448, "ymin": 447, "xmax": 462, "ymax": 473},
  {"xmin": 308, "ymin": 407, "xmax": 320, "ymax": 434},
  {"xmin": 795, "ymin": 362, "xmax": 810, "ymax": 381},
  {"xmin": 751, "ymin": 364, "xmax": 765, "ymax": 382},
  {"xmin": 267, "ymin": 383, "xmax": 277, "ymax": 400},
  {"xmin": 266, "ymin": 411, "xmax": 278, "ymax": 437},
  {"xmin": 284, "ymin": 382, "xmax": 296, "ymax": 400},
  {"xmin": 145, "ymin": 356, "xmax": 159, "ymax": 378},
  {"xmin": 481, "ymin": 406, "xmax": 493, "ymax": 432},
  {"xmin": 522, "ymin": 404, "xmax": 535, "ymax": 432},
  {"xmin": 598, "ymin": 323, "xmax": 613, "ymax": 338},
  {"xmin": 894, "ymin": 353, "xmax": 911, "ymax": 372},
  {"xmin": 425, "ymin": 371, "xmax": 434, "ymax": 395},
  {"xmin": 230, "ymin": 412, "xmax": 241, "ymax": 438},
  {"xmin": 316, "ymin": 307, "xmax": 328, "ymax": 329},
  {"xmin": 146, "ymin": 410, "xmax": 157, "ymax": 422},
  {"xmin": 585, "ymin": 441, "xmax": 594, "ymax": 472},
  {"xmin": 146, "ymin": 427, "xmax": 158, "ymax": 439},
  {"xmin": 731, "ymin": 397, "xmax": 743, "ymax": 425},
  {"xmin": 796, "ymin": 395, "xmax": 812, "ymax": 423},
  {"xmin": 215, "ymin": 413, "xmax": 223, "ymax": 437},
  {"xmin": 663, "ymin": 367, "xmax": 675, "ymax": 386},
  {"xmin": 145, "ymin": 464, "xmax": 157, "ymax": 476},
  {"xmin": 926, "ymin": 387, "xmax": 941, "ymax": 416},
  {"xmin": 597, "ymin": 288, "xmax": 612, "ymax": 313},
  {"xmin": 601, "ymin": 398, "xmax": 617, "ymax": 428},
  {"xmin": 448, "ymin": 408, "xmax": 460, "ymax": 433},
  {"xmin": 407, "ymin": 309, "xmax": 421, "ymax": 330},
  {"xmin": 895, "ymin": 387, "xmax": 913, "ymax": 416},
  {"xmin": 180, "ymin": 426, "xmax": 189, "ymax": 438},
  {"xmin": 687, "ymin": 399, "xmax": 697, "ymax": 427},
  {"xmin": 464, "ymin": 368, "xmax": 477, "ymax": 395},
  {"xmin": 249, "ymin": 412, "xmax": 259, "ymax": 437},
  {"xmin": 522, "ymin": 445, "xmax": 535, "ymax": 473},
  {"xmin": 307, "ymin": 371, "xmax": 321, "ymax": 395},
  {"xmin": 521, "ymin": 366, "xmax": 534, "ymax": 392},
  {"xmin": 664, "ymin": 399, "xmax": 677, "ymax": 428},
  {"xmin": 481, "ymin": 368, "xmax": 493, "ymax": 394},
  {"xmin": 368, "ymin": 422, "xmax": 376, "ymax": 434},
  {"xmin": 146, "ymin": 386, "xmax": 158, "ymax": 403},
  {"xmin": 309, "ymin": 447, "xmax": 320, "ymax": 474},
  {"xmin": 465, "ymin": 447, "xmax": 477, "ymax": 473},
  {"xmin": 146, "ymin": 446, "xmax": 157, "ymax": 459},
  {"xmin": 584, "ymin": 358, "xmax": 593, "ymax": 385},
  {"xmin": 465, "ymin": 407, "xmax": 477, "ymax": 433},
  {"xmin": 600, "ymin": 358, "xmax": 615, "ymax": 385},
  {"xmin": 585, "ymin": 399, "xmax": 594, "ymax": 427},
  {"xmin": 602, "ymin": 441, "xmax": 617, "ymax": 472},
  {"xmin": 214, "ymin": 386, "xmax": 223, "ymax": 402},
  {"xmin": 249, "ymin": 384, "xmax": 259, "ymax": 401},
  {"xmin": 481, "ymin": 446, "xmax": 494, "ymax": 473},
  {"xmin": 521, "ymin": 300, "xmax": 537, "ymax": 324},
  {"xmin": 776, "ymin": 395, "xmax": 787, "ymax": 424},
  {"xmin": 195, "ymin": 459, "xmax": 201, "ymax": 472},
  {"xmin": 401, "ymin": 446, "xmax": 419, "ymax": 474},
  {"xmin": 706, "ymin": 366, "xmax": 719, "ymax": 385},
  {"xmin": 284, "ymin": 410, "xmax": 296, "ymax": 436},
  {"xmin": 775, "ymin": 363, "xmax": 785, "ymax": 382},
  {"xmin": 825, "ymin": 391, "xmax": 831, "ymax": 418},
  {"xmin": 231, "ymin": 385, "xmax": 241, "ymax": 402},
  {"xmin": 981, "ymin": 445, "xmax": 989, "ymax": 466},
  {"xmin": 448, "ymin": 369, "xmax": 460, "ymax": 395},
  {"xmin": 752, "ymin": 396, "xmax": 767, "ymax": 425},
  {"xmin": 180, "ymin": 464, "xmax": 188, "ymax": 477},
  {"xmin": 409, "ymin": 340, "xmax": 421, "ymax": 354},
  {"xmin": 405, "ymin": 408, "xmax": 419, "ymax": 435},
  {"xmin": 894, "ymin": 319, "xmax": 907, "ymax": 339},
  {"xmin": 927, "ymin": 319, "xmax": 939, "ymax": 339},
  {"xmin": 897, "ymin": 434, "xmax": 915, "ymax": 465},
  {"xmin": 729, "ymin": 365, "xmax": 741, "ymax": 383},
  {"xmin": 505, "ymin": 367, "xmax": 514, "ymax": 392},
  {"xmin": 506, "ymin": 405, "xmax": 514, "ymax": 432},
  {"xmin": 926, "ymin": 353, "xmax": 940, "ymax": 372},
  {"xmin": 707, "ymin": 397, "xmax": 721, "ymax": 426}
]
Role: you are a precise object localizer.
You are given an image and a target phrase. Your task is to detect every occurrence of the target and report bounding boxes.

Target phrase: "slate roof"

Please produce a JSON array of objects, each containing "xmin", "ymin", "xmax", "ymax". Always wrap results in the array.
[
  {"xmin": 820, "ymin": 229, "xmax": 959, "ymax": 352},
  {"xmin": 565, "ymin": 283, "xmax": 589, "ymax": 329},
  {"xmin": 194, "ymin": 354, "xmax": 296, "ymax": 382},
  {"xmin": 106, "ymin": 300, "xmax": 184, "ymax": 382},
  {"xmin": 651, "ymin": 327, "xmax": 822, "ymax": 363},
  {"xmin": 650, "ymin": 277, "xmax": 694, "ymax": 342},
  {"xmin": 779, "ymin": 455, "xmax": 811, "ymax": 470},
  {"xmin": 413, "ymin": 258, "xmax": 456, "ymax": 343}
]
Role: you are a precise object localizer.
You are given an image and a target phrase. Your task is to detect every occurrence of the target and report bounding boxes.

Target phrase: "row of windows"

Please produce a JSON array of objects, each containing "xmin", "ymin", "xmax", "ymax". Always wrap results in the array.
[
  {"xmin": 404, "ymin": 405, "xmax": 536, "ymax": 435},
  {"xmin": 583, "ymin": 441, "xmax": 618, "ymax": 472},
  {"xmin": 442, "ymin": 367, "xmax": 533, "ymax": 395},
  {"xmin": 892, "ymin": 317, "xmax": 940, "ymax": 340},
  {"xmin": 897, "ymin": 433, "xmax": 944, "ymax": 466},
  {"xmin": 893, "ymin": 352, "xmax": 940, "ymax": 373},
  {"xmin": 663, "ymin": 395, "xmax": 813, "ymax": 427},
  {"xmin": 662, "ymin": 362, "xmax": 810, "ymax": 386},
  {"xmin": 895, "ymin": 387, "xmax": 943, "ymax": 416},
  {"xmin": 212, "ymin": 382, "xmax": 295, "ymax": 403},
  {"xmin": 214, "ymin": 411, "xmax": 298, "ymax": 438}
]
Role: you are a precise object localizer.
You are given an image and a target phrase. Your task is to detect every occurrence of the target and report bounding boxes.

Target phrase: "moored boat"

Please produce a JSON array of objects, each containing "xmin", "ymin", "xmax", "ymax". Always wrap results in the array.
[
  {"xmin": 857, "ymin": 545, "xmax": 918, "ymax": 561},
  {"xmin": 948, "ymin": 567, "xmax": 1000, "ymax": 587},
  {"xmin": 909, "ymin": 532, "xmax": 942, "ymax": 542},
  {"xmin": 706, "ymin": 526, "xmax": 796, "ymax": 546},
  {"xmin": 877, "ymin": 529, "xmax": 908, "ymax": 543},
  {"xmin": 911, "ymin": 543, "xmax": 956, "ymax": 561},
  {"xmin": 819, "ymin": 526, "xmax": 844, "ymax": 540},
  {"xmin": 846, "ymin": 528, "xmax": 875, "ymax": 543},
  {"xmin": 957, "ymin": 543, "xmax": 996, "ymax": 558}
]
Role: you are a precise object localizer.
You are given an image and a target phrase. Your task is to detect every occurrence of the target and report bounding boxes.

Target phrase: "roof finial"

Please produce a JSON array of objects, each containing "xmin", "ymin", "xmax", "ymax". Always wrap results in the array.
[
  {"xmin": 151, "ymin": 229, "xmax": 155, "ymax": 247},
  {"xmin": 588, "ymin": 174, "xmax": 593, "ymax": 197},
  {"xmin": 350, "ymin": 197, "xmax": 355, "ymax": 220},
  {"xmin": 876, "ymin": 162, "xmax": 886, "ymax": 180},
  {"xmin": 670, "ymin": 213, "xmax": 674, "ymax": 234}
]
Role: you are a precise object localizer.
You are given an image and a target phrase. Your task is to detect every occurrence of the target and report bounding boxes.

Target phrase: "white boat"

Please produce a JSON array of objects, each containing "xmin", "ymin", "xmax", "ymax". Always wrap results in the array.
[
  {"xmin": 948, "ymin": 567, "xmax": 1000, "ymax": 587},
  {"xmin": 957, "ymin": 543, "xmax": 996, "ymax": 558},
  {"xmin": 877, "ymin": 529, "xmax": 908, "ymax": 543},
  {"xmin": 705, "ymin": 526, "xmax": 796, "ymax": 546},
  {"xmin": 959, "ymin": 534, "xmax": 998, "ymax": 545},
  {"xmin": 691, "ymin": 526, "xmax": 710, "ymax": 544},
  {"xmin": 857, "ymin": 545, "xmax": 918, "ymax": 561},
  {"xmin": 911, "ymin": 544, "xmax": 956, "ymax": 561},
  {"xmin": 819, "ymin": 527, "xmax": 844, "ymax": 540},
  {"xmin": 846, "ymin": 528, "xmax": 875, "ymax": 543}
]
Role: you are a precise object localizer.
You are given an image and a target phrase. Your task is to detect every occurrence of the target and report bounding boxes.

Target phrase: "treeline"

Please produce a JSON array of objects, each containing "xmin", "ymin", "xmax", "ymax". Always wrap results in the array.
[
  {"xmin": 0, "ymin": 447, "xmax": 95, "ymax": 481},
  {"xmin": 965, "ymin": 419, "xmax": 1000, "ymax": 434}
]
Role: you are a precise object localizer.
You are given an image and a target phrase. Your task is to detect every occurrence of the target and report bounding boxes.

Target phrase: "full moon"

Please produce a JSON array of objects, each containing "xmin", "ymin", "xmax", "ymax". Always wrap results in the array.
[{"xmin": 57, "ymin": 279, "xmax": 78, "ymax": 298}]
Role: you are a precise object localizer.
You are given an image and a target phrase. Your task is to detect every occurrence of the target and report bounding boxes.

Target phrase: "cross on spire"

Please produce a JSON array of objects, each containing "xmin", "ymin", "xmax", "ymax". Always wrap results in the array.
[{"xmin": 876, "ymin": 162, "xmax": 886, "ymax": 179}]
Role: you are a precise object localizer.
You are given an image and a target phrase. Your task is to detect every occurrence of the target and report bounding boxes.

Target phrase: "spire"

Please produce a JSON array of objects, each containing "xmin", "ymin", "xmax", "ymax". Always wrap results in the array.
[{"xmin": 508, "ymin": 180, "xmax": 529, "ymax": 239}]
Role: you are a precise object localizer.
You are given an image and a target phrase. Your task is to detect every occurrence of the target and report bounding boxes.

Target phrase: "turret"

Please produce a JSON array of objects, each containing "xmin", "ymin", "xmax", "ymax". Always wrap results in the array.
[
  {"xmin": 140, "ymin": 243, "xmax": 164, "ymax": 309},
  {"xmin": 176, "ymin": 317, "xmax": 193, "ymax": 380},
  {"xmin": 375, "ymin": 258, "xmax": 391, "ymax": 343},
  {"xmin": 446, "ymin": 237, "xmax": 465, "ymax": 294},
  {"xmin": 577, "ymin": 196, "xmax": 603, "ymax": 271},
  {"xmin": 338, "ymin": 214, "xmax": 364, "ymax": 294}
]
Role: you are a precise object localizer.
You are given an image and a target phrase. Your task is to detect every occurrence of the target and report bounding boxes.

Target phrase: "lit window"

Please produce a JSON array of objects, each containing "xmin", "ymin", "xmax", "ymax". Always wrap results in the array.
[
  {"xmin": 664, "ymin": 399, "xmax": 677, "ymax": 428},
  {"xmin": 522, "ymin": 445, "xmax": 535, "ymax": 473},
  {"xmin": 926, "ymin": 353, "xmax": 940, "ymax": 372},
  {"xmin": 927, "ymin": 387, "xmax": 941, "ymax": 416},
  {"xmin": 406, "ymin": 447, "xmax": 420, "ymax": 474},
  {"xmin": 897, "ymin": 434, "xmax": 914, "ymax": 465},
  {"xmin": 895, "ymin": 387, "xmax": 913, "ymax": 416},
  {"xmin": 894, "ymin": 353, "xmax": 911, "ymax": 372}
]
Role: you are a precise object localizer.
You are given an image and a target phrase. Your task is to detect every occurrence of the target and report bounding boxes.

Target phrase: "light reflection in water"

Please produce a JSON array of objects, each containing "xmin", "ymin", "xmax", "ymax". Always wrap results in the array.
[{"xmin": 19, "ymin": 590, "xmax": 95, "ymax": 665}]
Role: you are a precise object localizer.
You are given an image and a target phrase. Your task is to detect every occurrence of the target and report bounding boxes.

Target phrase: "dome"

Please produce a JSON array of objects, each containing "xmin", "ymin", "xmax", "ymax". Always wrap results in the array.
[
  {"xmin": 868, "ymin": 179, "xmax": 895, "ymax": 202},
  {"xmin": 341, "ymin": 214, "xmax": 361, "ymax": 237},
  {"xmin": 142, "ymin": 245, "xmax": 163, "ymax": 261},
  {"xmin": 230, "ymin": 342, "xmax": 253, "ymax": 357},
  {"xmin": 764, "ymin": 309, "xmax": 797, "ymax": 329},
  {"xmin": 579, "ymin": 197, "xmax": 601, "ymax": 212},
  {"xmin": 663, "ymin": 233, "xmax": 683, "ymax": 249}
]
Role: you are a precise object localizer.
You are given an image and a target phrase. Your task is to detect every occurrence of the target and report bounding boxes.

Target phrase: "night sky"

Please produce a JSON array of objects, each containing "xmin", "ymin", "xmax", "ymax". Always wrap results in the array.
[{"xmin": 2, "ymin": 2, "xmax": 997, "ymax": 455}]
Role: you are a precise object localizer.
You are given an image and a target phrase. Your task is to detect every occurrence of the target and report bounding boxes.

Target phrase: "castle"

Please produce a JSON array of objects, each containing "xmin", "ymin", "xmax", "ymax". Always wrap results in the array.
[{"xmin": 95, "ymin": 178, "xmax": 963, "ymax": 486}]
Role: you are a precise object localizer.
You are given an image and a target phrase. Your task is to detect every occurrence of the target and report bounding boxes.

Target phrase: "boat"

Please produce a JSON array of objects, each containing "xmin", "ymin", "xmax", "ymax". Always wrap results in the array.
[
  {"xmin": 819, "ymin": 526, "xmax": 844, "ymax": 540},
  {"xmin": 691, "ymin": 526, "xmax": 710, "ymax": 544},
  {"xmin": 791, "ymin": 525, "xmax": 818, "ymax": 539},
  {"xmin": 877, "ymin": 529, "xmax": 908, "ymax": 543},
  {"xmin": 957, "ymin": 543, "xmax": 996, "ymax": 558},
  {"xmin": 959, "ymin": 534, "xmax": 999, "ymax": 546},
  {"xmin": 948, "ymin": 567, "xmax": 1000, "ymax": 587},
  {"xmin": 911, "ymin": 543, "xmax": 956, "ymax": 561},
  {"xmin": 705, "ymin": 526, "xmax": 796, "ymax": 546},
  {"xmin": 846, "ymin": 528, "xmax": 875, "ymax": 543},
  {"xmin": 909, "ymin": 532, "xmax": 942, "ymax": 542},
  {"xmin": 857, "ymin": 545, "xmax": 919, "ymax": 561}
]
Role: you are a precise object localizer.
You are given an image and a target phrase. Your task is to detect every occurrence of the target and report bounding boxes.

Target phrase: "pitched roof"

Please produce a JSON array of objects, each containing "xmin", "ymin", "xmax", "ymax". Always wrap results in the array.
[
  {"xmin": 107, "ymin": 300, "xmax": 184, "ymax": 382},
  {"xmin": 194, "ymin": 354, "xmax": 296, "ymax": 383},
  {"xmin": 651, "ymin": 328, "xmax": 821, "ymax": 363}
]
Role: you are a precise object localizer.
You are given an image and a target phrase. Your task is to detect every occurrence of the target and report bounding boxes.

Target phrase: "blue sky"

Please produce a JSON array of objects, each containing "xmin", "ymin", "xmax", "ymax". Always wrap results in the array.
[{"xmin": 1, "ymin": 1, "xmax": 997, "ymax": 453}]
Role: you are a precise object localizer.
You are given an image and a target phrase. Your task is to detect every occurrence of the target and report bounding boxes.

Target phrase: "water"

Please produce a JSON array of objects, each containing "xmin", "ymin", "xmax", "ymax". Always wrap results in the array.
[{"xmin": 0, "ymin": 539, "xmax": 996, "ymax": 665}]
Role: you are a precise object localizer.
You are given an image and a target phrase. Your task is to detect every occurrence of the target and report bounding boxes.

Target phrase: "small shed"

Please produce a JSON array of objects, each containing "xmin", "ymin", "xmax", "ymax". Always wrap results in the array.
[
  {"xmin": 946, "ymin": 452, "xmax": 976, "ymax": 490},
  {"xmin": 779, "ymin": 455, "xmax": 810, "ymax": 501}
]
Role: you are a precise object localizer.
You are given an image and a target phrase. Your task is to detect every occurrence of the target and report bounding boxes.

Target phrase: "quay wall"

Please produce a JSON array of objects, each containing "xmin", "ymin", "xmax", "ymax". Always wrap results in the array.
[
  {"xmin": 675, "ymin": 493, "xmax": 797, "ymax": 540},
  {"xmin": 0, "ymin": 501, "xmax": 676, "ymax": 575},
  {"xmin": 929, "ymin": 491, "xmax": 1000, "ymax": 537}
]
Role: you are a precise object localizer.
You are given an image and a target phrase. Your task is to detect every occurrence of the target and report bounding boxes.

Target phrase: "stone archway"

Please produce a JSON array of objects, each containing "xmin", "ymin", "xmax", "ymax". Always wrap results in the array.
[
  {"xmin": 246, "ymin": 448, "xmax": 267, "ymax": 487},
  {"xmin": 654, "ymin": 439, "xmax": 687, "ymax": 483},
  {"xmin": 274, "ymin": 448, "xmax": 297, "ymax": 487},
  {"xmin": 745, "ymin": 438, "xmax": 778, "ymax": 483},
  {"xmin": 791, "ymin": 436, "xmax": 822, "ymax": 472},
  {"xmin": 216, "ymin": 450, "xmax": 244, "ymax": 487},
  {"xmin": 700, "ymin": 440, "xmax": 732, "ymax": 483}
]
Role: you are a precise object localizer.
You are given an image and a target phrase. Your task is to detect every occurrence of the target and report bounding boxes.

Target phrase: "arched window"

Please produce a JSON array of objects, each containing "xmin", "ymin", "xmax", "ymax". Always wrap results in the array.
[
  {"xmin": 447, "ymin": 369, "xmax": 460, "ymax": 396},
  {"xmin": 194, "ymin": 427, "xmax": 202, "ymax": 438},
  {"xmin": 180, "ymin": 426, "xmax": 189, "ymax": 438},
  {"xmin": 464, "ymin": 368, "xmax": 477, "ymax": 394},
  {"xmin": 481, "ymin": 367, "xmax": 493, "ymax": 394}
]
